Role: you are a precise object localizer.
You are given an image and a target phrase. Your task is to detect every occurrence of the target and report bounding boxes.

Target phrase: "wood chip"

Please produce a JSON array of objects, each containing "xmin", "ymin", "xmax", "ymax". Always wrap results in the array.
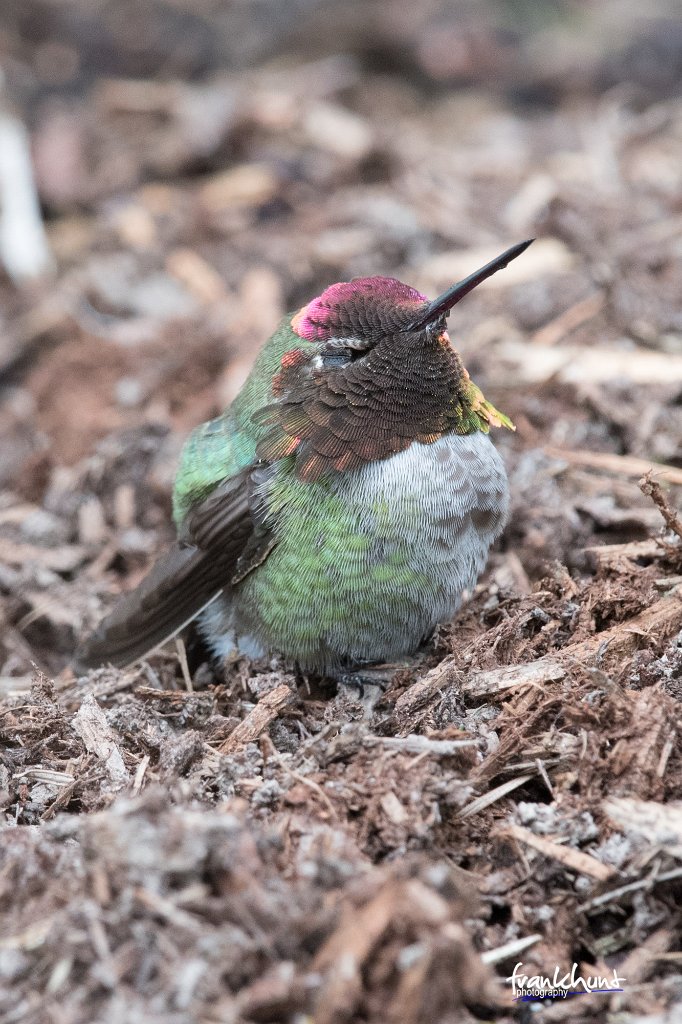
[
  {"xmin": 218, "ymin": 684, "xmax": 294, "ymax": 754},
  {"xmin": 585, "ymin": 538, "xmax": 665, "ymax": 567},
  {"xmin": 132, "ymin": 754, "xmax": 150, "ymax": 795},
  {"xmin": 111, "ymin": 202, "xmax": 157, "ymax": 250},
  {"xmin": 77, "ymin": 497, "xmax": 107, "ymax": 545},
  {"xmin": 481, "ymin": 932, "xmax": 542, "ymax": 965},
  {"xmin": 494, "ymin": 341, "xmax": 682, "ymax": 386},
  {"xmin": 134, "ymin": 687, "xmax": 199, "ymax": 701},
  {"xmin": 72, "ymin": 694, "xmax": 129, "ymax": 787},
  {"xmin": 544, "ymin": 447, "xmax": 682, "ymax": 486},
  {"xmin": 364, "ymin": 735, "xmax": 477, "ymax": 756},
  {"xmin": 113, "ymin": 484, "xmax": 136, "ymax": 530},
  {"xmin": 610, "ymin": 928, "xmax": 674, "ymax": 987},
  {"xmin": 0, "ymin": 538, "xmax": 87, "ymax": 573},
  {"xmin": 380, "ymin": 791, "xmax": 409, "ymax": 825},
  {"xmin": 605, "ymin": 797, "xmax": 682, "ymax": 856},
  {"xmin": 303, "ymin": 102, "xmax": 374, "ymax": 160},
  {"xmin": 467, "ymin": 658, "xmax": 566, "ymax": 698},
  {"xmin": 504, "ymin": 823, "xmax": 615, "ymax": 881},
  {"xmin": 0, "ymin": 108, "xmax": 54, "ymax": 282},
  {"xmin": 175, "ymin": 637, "xmax": 193, "ymax": 692},
  {"xmin": 13, "ymin": 768, "xmax": 75, "ymax": 787},
  {"xmin": 394, "ymin": 586, "xmax": 682, "ymax": 711},
  {"xmin": 530, "ymin": 291, "xmax": 604, "ymax": 346},
  {"xmin": 578, "ymin": 867, "xmax": 682, "ymax": 913},
  {"xmin": 458, "ymin": 775, "xmax": 534, "ymax": 819},
  {"xmin": 199, "ymin": 163, "xmax": 278, "ymax": 211},
  {"xmin": 166, "ymin": 248, "xmax": 226, "ymax": 305},
  {"xmin": 465, "ymin": 585, "xmax": 682, "ymax": 697},
  {"xmin": 640, "ymin": 472, "xmax": 682, "ymax": 540},
  {"xmin": 394, "ymin": 667, "xmax": 456, "ymax": 720},
  {"xmin": 502, "ymin": 172, "xmax": 557, "ymax": 233}
]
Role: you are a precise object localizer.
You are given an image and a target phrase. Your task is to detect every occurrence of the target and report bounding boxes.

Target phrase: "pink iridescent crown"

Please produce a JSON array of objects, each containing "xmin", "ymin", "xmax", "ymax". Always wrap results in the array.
[{"xmin": 292, "ymin": 276, "xmax": 428, "ymax": 342}]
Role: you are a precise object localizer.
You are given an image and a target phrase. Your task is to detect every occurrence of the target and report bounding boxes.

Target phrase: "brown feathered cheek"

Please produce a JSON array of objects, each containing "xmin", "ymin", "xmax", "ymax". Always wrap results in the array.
[
  {"xmin": 270, "ymin": 347, "xmax": 311, "ymax": 397},
  {"xmin": 253, "ymin": 343, "xmax": 393, "ymax": 482},
  {"xmin": 252, "ymin": 346, "xmax": 327, "ymax": 472},
  {"xmin": 253, "ymin": 329, "xmax": 466, "ymax": 482}
]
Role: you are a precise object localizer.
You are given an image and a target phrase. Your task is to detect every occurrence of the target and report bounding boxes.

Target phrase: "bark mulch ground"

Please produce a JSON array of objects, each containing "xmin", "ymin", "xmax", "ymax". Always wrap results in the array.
[{"xmin": 1, "ymin": 2, "xmax": 682, "ymax": 1021}]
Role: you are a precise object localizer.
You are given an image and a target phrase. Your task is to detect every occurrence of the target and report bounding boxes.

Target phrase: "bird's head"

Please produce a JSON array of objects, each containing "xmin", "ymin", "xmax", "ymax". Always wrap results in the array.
[{"xmin": 255, "ymin": 241, "xmax": 532, "ymax": 481}]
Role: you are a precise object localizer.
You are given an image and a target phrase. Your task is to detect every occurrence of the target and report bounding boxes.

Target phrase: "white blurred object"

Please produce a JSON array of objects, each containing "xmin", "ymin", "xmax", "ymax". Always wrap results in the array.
[{"xmin": 0, "ymin": 72, "xmax": 54, "ymax": 283}]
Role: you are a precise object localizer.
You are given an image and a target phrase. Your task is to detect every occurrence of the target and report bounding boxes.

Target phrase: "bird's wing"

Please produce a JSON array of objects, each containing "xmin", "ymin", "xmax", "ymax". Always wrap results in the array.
[{"xmin": 74, "ymin": 465, "xmax": 275, "ymax": 671}]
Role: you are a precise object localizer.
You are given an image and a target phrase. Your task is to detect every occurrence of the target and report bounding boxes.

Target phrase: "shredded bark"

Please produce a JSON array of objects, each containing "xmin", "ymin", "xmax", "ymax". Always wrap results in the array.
[{"xmin": 2, "ymin": 3, "xmax": 682, "ymax": 1022}]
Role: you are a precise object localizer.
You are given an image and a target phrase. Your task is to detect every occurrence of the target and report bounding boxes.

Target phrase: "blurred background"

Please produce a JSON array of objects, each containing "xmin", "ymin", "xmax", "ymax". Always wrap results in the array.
[{"xmin": 0, "ymin": 0, "xmax": 681, "ymax": 674}]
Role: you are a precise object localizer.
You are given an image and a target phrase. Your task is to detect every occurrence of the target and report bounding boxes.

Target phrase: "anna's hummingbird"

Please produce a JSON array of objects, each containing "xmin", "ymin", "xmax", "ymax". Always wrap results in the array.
[{"xmin": 77, "ymin": 241, "xmax": 531, "ymax": 677}]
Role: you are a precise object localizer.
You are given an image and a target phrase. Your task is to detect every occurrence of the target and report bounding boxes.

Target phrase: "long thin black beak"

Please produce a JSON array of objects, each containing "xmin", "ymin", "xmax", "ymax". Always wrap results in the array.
[{"xmin": 410, "ymin": 239, "xmax": 533, "ymax": 329}]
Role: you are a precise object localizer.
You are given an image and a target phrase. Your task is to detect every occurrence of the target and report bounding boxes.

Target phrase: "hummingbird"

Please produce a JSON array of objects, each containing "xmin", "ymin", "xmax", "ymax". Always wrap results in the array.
[{"xmin": 76, "ymin": 241, "xmax": 531, "ymax": 678}]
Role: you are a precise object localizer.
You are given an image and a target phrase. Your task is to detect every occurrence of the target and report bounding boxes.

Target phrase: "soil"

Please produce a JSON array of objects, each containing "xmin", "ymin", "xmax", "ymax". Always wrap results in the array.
[{"xmin": 1, "ymin": 2, "xmax": 682, "ymax": 1022}]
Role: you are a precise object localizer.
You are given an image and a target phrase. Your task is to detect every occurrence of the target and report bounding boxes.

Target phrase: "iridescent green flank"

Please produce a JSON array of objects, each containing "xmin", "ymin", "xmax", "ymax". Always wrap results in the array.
[
  {"xmin": 172, "ymin": 317, "xmax": 309, "ymax": 524},
  {"xmin": 234, "ymin": 458, "xmax": 438, "ymax": 668}
]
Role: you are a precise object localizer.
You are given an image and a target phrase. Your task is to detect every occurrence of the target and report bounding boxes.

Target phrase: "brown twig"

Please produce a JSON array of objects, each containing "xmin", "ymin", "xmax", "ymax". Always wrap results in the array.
[
  {"xmin": 395, "ymin": 585, "xmax": 682, "ymax": 708},
  {"xmin": 72, "ymin": 694, "xmax": 129, "ymax": 787},
  {"xmin": 503, "ymin": 822, "xmax": 616, "ymax": 881},
  {"xmin": 639, "ymin": 472, "xmax": 682, "ymax": 541},
  {"xmin": 544, "ymin": 447, "xmax": 682, "ymax": 486},
  {"xmin": 218, "ymin": 683, "xmax": 294, "ymax": 754},
  {"xmin": 530, "ymin": 291, "xmax": 604, "ymax": 346}
]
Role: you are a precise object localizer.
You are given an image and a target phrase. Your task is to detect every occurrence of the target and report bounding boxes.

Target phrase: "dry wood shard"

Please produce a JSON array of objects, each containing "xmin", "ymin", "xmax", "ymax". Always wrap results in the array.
[
  {"xmin": 72, "ymin": 693, "xmax": 129, "ymax": 787},
  {"xmin": 218, "ymin": 683, "xmax": 294, "ymax": 754},
  {"xmin": 395, "ymin": 587, "xmax": 682, "ymax": 712},
  {"xmin": 544, "ymin": 447, "xmax": 682, "ymax": 486},
  {"xmin": 503, "ymin": 822, "xmax": 615, "ymax": 881}
]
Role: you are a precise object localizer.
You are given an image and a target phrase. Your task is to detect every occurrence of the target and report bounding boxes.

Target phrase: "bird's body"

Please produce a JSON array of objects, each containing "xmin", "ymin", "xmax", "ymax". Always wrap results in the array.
[
  {"xmin": 200, "ymin": 431, "xmax": 508, "ymax": 672},
  {"xmin": 77, "ymin": 242, "xmax": 530, "ymax": 677}
]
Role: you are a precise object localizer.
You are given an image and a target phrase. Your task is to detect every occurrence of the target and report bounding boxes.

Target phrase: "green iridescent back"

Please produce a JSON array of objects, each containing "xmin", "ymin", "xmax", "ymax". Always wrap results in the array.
[{"xmin": 172, "ymin": 318, "xmax": 308, "ymax": 525}]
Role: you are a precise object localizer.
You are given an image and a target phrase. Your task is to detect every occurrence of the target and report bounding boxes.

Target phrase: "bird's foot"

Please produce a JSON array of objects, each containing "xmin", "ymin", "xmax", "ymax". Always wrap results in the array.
[
  {"xmin": 334, "ymin": 665, "xmax": 392, "ymax": 695},
  {"xmin": 335, "ymin": 671, "xmax": 370, "ymax": 699},
  {"xmin": 292, "ymin": 662, "xmax": 405, "ymax": 705},
  {"xmin": 333, "ymin": 663, "xmax": 403, "ymax": 715}
]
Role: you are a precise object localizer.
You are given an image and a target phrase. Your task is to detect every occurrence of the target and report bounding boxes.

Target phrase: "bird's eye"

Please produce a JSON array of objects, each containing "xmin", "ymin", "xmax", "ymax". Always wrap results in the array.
[
  {"xmin": 321, "ymin": 351, "xmax": 349, "ymax": 367},
  {"xmin": 320, "ymin": 350, "xmax": 351, "ymax": 368},
  {"xmin": 320, "ymin": 346, "xmax": 365, "ymax": 368}
]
